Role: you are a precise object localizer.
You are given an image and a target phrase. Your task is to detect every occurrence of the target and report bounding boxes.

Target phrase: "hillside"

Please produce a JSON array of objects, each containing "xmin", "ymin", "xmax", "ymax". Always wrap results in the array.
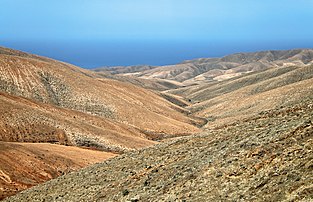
[
  {"xmin": 1, "ymin": 47, "xmax": 313, "ymax": 201},
  {"xmin": 99, "ymin": 49, "xmax": 313, "ymax": 86},
  {"xmin": 0, "ymin": 91, "xmax": 155, "ymax": 152},
  {"xmin": 93, "ymin": 65, "xmax": 156, "ymax": 75},
  {"xmin": 5, "ymin": 87, "xmax": 312, "ymax": 201},
  {"xmin": 0, "ymin": 142, "xmax": 116, "ymax": 200},
  {"xmin": 169, "ymin": 65, "xmax": 313, "ymax": 128},
  {"xmin": 0, "ymin": 46, "xmax": 202, "ymax": 199},
  {"xmin": 95, "ymin": 71, "xmax": 184, "ymax": 91},
  {"xmin": 0, "ymin": 46, "xmax": 201, "ymax": 143}
]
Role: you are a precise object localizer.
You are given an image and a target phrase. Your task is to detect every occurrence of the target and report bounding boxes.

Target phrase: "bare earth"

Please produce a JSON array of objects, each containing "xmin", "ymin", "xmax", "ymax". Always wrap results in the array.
[
  {"xmin": 0, "ymin": 142, "xmax": 116, "ymax": 200},
  {"xmin": 0, "ymin": 47, "xmax": 313, "ymax": 201}
]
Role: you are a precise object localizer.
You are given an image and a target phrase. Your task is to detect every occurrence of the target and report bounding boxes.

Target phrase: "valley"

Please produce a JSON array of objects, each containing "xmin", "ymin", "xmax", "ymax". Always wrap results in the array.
[{"xmin": 0, "ymin": 47, "xmax": 312, "ymax": 201}]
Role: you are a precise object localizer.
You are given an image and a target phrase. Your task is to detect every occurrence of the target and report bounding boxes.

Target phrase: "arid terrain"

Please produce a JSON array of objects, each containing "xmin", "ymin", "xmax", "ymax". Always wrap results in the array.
[
  {"xmin": 1, "ymin": 47, "xmax": 313, "ymax": 201},
  {"xmin": 0, "ymin": 142, "xmax": 116, "ymax": 200},
  {"xmin": 95, "ymin": 49, "xmax": 313, "ymax": 85},
  {"xmin": 0, "ymin": 46, "xmax": 201, "ymax": 199},
  {"xmin": 5, "ymin": 98, "xmax": 313, "ymax": 202}
]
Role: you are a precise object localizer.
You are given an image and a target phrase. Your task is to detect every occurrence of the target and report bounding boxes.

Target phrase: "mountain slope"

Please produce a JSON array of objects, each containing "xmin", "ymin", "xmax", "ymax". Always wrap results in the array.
[
  {"xmin": 5, "ymin": 92, "xmax": 312, "ymax": 201},
  {"xmin": 0, "ymin": 142, "xmax": 116, "ymax": 200},
  {"xmin": 0, "ymin": 46, "xmax": 200, "ymax": 143},
  {"xmin": 0, "ymin": 46, "xmax": 201, "ymax": 200},
  {"xmin": 100, "ymin": 49, "xmax": 313, "ymax": 86},
  {"xmin": 0, "ymin": 91, "xmax": 155, "ymax": 152},
  {"xmin": 174, "ymin": 65, "xmax": 313, "ymax": 128},
  {"xmin": 1, "ymin": 47, "xmax": 313, "ymax": 201}
]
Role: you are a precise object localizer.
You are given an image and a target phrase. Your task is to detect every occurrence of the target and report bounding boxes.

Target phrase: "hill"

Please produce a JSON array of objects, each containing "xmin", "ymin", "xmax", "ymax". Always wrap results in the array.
[
  {"xmin": 98, "ymin": 49, "xmax": 313, "ymax": 86},
  {"xmin": 95, "ymin": 71, "xmax": 184, "ymax": 91},
  {"xmin": 0, "ymin": 46, "xmax": 201, "ymax": 199},
  {"xmin": 5, "ymin": 85, "xmax": 312, "ymax": 201},
  {"xmin": 0, "ymin": 91, "xmax": 155, "ymax": 152},
  {"xmin": 1, "ymin": 47, "xmax": 313, "ymax": 201},
  {"xmin": 0, "ymin": 142, "xmax": 116, "ymax": 200},
  {"xmin": 169, "ymin": 64, "xmax": 313, "ymax": 128},
  {"xmin": 0, "ymin": 46, "xmax": 201, "ymax": 146}
]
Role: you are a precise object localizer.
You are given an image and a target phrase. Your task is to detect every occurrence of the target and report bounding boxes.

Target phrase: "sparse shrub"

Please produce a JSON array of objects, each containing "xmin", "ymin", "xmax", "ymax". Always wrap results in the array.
[{"xmin": 122, "ymin": 189, "xmax": 129, "ymax": 196}]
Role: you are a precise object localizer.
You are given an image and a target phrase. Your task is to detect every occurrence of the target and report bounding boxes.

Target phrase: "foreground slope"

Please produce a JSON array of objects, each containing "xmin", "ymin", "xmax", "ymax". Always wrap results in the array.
[
  {"xmin": 0, "ymin": 142, "xmax": 116, "ymax": 200},
  {"xmin": 5, "ymin": 90, "xmax": 312, "ymax": 201}
]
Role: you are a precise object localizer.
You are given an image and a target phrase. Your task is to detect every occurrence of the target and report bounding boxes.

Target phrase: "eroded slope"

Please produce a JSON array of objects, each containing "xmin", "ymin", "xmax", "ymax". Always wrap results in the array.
[
  {"xmin": 0, "ymin": 46, "xmax": 202, "ymax": 200},
  {"xmin": 0, "ymin": 92, "xmax": 156, "ymax": 152},
  {"xmin": 5, "ymin": 93, "xmax": 312, "ymax": 202},
  {"xmin": 169, "ymin": 65, "xmax": 313, "ymax": 129},
  {"xmin": 102, "ymin": 49, "xmax": 313, "ymax": 85},
  {"xmin": 0, "ymin": 142, "xmax": 116, "ymax": 200},
  {"xmin": 0, "ymin": 46, "xmax": 200, "ymax": 138}
]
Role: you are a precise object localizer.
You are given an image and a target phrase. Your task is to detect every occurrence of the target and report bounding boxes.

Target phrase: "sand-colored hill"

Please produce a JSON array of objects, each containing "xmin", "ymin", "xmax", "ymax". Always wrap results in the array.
[
  {"xmin": 100, "ymin": 49, "xmax": 313, "ymax": 86},
  {"xmin": 0, "ymin": 46, "xmax": 202, "ymax": 200},
  {"xmin": 0, "ymin": 89, "xmax": 155, "ymax": 199},
  {"xmin": 0, "ymin": 91, "xmax": 156, "ymax": 151},
  {"xmin": 1, "ymin": 47, "xmax": 313, "ymax": 201},
  {"xmin": 0, "ymin": 46, "xmax": 200, "ymax": 139},
  {"xmin": 5, "ymin": 84, "xmax": 312, "ymax": 201},
  {"xmin": 95, "ymin": 71, "xmax": 184, "ymax": 91},
  {"xmin": 169, "ymin": 65, "xmax": 313, "ymax": 129}
]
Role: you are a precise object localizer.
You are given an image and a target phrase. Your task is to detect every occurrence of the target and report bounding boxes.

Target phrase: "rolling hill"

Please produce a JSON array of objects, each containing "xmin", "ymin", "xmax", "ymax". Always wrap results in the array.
[
  {"xmin": 5, "ymin": 77, "xmax": 312, "ymax": 201},
  {"xmin": 1, "ymin": 47, "xmax": 313, "ymax": 201},
  {"xmin": 97, "ymin": 49, "xmax": 313, "ymax": 86},
  {"xmin": 0, "ymin": 46, "xmax": 201, "ymax": 199},
  {"xmin": 0, "ymin": 46, "xmax": 201, "ymax": 146},
  {"xmin": 169, "ymin": 64, "xmax": 313, "ymax": 129}
]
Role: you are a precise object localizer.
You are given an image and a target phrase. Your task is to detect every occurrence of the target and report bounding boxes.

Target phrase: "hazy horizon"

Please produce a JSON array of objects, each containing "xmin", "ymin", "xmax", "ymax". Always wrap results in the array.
[
  {"xmin": 1, "ymin": 0, "xmax": 313, "ymax": 68},
  {"xmin": 2, "ymin": 40, "xmax": 313, "ymax": 68}
]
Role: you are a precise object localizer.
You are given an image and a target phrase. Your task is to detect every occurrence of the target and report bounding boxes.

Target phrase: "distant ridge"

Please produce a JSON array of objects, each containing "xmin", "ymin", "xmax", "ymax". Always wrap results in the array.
[{"xmin": 95, "ymin": 49, "xmax": 313, "ymax": 85}]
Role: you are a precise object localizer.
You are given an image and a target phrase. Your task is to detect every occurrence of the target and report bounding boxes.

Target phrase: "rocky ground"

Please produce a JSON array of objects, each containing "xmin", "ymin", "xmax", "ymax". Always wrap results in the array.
[
  {"xmin": 1, "ymin": 47, "xmax": 313, "ymax": 201},
  {"xmin": 5, "ymin": 97, "xmax": 313, "ymax": 201}
]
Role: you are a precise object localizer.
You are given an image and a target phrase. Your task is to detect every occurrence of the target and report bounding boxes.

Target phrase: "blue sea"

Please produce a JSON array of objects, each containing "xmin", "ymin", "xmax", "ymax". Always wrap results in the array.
[{"xmin": 1, "ymin": 39, "xmax": 312, "ymax": 68}]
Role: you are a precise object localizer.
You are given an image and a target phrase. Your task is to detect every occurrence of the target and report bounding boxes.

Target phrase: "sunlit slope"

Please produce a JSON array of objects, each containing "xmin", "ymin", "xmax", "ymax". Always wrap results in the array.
[
  {"xmin": 170, "ymin": 65, "xmax": 313, "ymax": 128},
  {"xmin": 0, "ymin": 47, "xmax": 200, "ymax": 137},
  {"xmin": 5, "ymin": 94, "xmax": 312, "ymax": 201},
  {"xmin": 103, "ymin": 49, "xmax": 313, "ymax": 86}
]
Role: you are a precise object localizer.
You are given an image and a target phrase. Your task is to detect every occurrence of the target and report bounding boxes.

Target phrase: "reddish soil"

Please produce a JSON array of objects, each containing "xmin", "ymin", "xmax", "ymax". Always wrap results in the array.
[{"xmin": 0, "ymin": 141, "xmax": 116, "ymax": 200}]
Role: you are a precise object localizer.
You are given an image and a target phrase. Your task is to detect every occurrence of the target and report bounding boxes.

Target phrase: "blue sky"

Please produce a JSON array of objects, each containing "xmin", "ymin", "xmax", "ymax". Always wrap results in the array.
[{"xmin": 1, "ymin": 0, "xmax": 313, "ymax": 67}]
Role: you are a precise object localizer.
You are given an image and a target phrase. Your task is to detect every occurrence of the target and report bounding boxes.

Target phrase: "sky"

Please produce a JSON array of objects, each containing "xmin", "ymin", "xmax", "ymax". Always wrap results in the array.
[{"xmin": 1, "ymin": 0, "xmax": 313, "ymax": 68}]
